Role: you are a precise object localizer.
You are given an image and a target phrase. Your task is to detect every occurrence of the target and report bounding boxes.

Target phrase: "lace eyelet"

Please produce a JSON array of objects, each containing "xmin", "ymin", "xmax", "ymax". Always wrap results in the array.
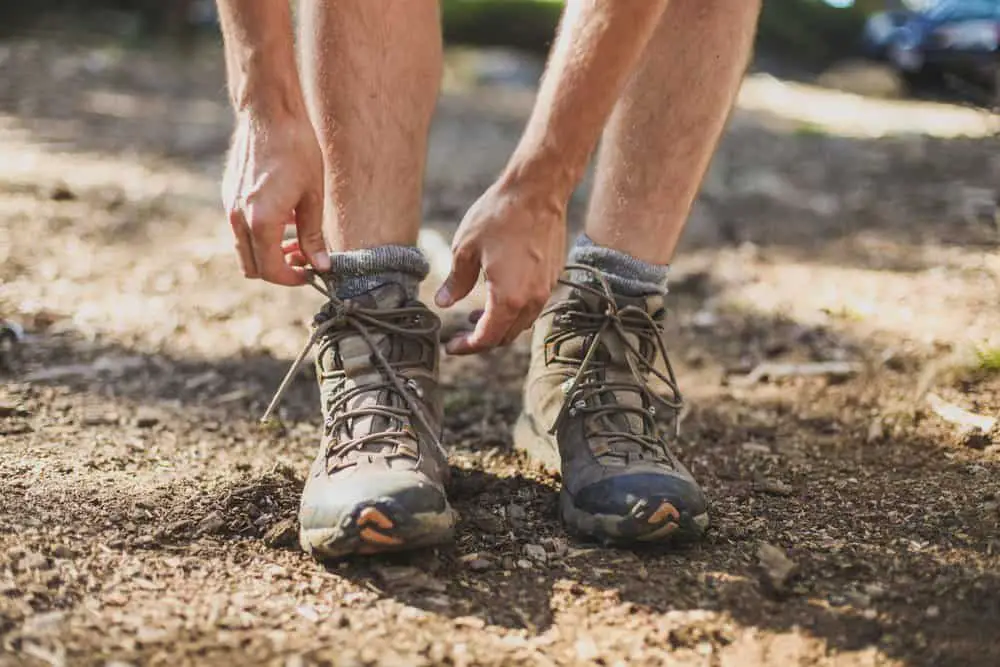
[{"xmin": 406, "ymin": 378, "xmax": 424, "ymax": 398}]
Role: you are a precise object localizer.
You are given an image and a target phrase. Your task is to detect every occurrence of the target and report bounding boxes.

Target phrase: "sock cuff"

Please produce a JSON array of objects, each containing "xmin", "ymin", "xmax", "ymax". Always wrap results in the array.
[
  {"xmin": 567, "ymin": 234, "xmax": 669, "ymax": 297},
  {"xmin": 326, "ymin": 245, "xmax": 428, "ymax": 300}
]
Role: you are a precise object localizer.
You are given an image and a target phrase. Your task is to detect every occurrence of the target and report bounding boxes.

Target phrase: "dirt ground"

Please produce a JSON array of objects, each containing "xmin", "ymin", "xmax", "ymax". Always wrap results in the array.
[{"xmin": 1, "ymin": 34, "xmax": 1000, "ymax": 667}]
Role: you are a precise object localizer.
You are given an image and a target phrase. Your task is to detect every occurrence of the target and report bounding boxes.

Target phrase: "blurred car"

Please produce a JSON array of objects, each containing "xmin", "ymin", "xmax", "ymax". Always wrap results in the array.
[{"xmin": 862, "ymin": 0, "xmax": 999, "ymax": 94}]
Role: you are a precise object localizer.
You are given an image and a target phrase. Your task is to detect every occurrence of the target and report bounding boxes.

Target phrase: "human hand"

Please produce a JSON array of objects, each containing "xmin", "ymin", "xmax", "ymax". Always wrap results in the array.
[
  {"xmin": 221, "ymin": 112, "xmax": 329, "ymax": 285},
  {"xmin": 435, "ymin": 179, "xmax": 566, "ymax": 355}
]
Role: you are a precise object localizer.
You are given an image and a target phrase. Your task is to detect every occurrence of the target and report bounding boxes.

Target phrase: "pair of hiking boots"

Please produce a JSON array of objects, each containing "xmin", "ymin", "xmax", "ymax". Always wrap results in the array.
[{"xmin": 267, "ymin": 266, "xmax": 708, "ymax": 560}]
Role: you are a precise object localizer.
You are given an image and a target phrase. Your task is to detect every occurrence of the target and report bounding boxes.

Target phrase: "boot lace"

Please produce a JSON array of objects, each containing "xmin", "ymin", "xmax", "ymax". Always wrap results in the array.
[
  {"xmin": 261, "ymin": 274, "xmax": 443, "ymax": 469},
  {"xmin": 546, "ymin": 264, "xmax": 683, "ymax": 463}
]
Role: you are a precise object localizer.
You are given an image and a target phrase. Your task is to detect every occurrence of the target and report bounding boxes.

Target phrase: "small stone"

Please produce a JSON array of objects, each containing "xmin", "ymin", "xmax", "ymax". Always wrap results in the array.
[
  {"xmin": 955, "ymin": 426, "xmax": 992, "ymax": 449},
  {"xmin": 756, "ymin": 477, "xmax": 794, "ymax": 497},
  {"xmin": 134, "ymin": 407, "xmax": 161, "ymax": 428},
  {"xmin": 863, "ymin": 583, "xmax": 886, "ymax": 599},
  {"xmin": 20, "ymin": 551, "xmax": 50, "ymax": 571},
  {"xmin": 104, "ymin": 592, "xmax": 129, "ymax": 607},
  {"xmin": 135, "ymin": 535, "xmax": 157, "ymax": 548},
  {"xmin": 757, "ymin": 542, "xmax": 797, "ymax": 595},
  {"xmin": 82, "ymin": 413, "xmax": 119, "ymax": 426},
  {"xmin": 196, "ymin": 511, "xmax": 226, "ymax": 535},
  {"xmin": 471, "ymin": 513, "xmax": 505, "ymax": 534},
  {"xmin": 507, "ymin": 504, "xmax": 527, "ymax": 521},
  {"xmin": 50, "ymin": 184, "xmax": 76, "ymax": 201},
  {"xmin": 741, "ymin": 442, "xmax": 772, "ymax": 455},
  {"xmin": 541, "ymin": 537, "xmax": 569, "ymax": 557},
  {"xmin": 459, "ymin": 553, "xmax": 494, "ymax": 572},
  {"xmin": 374, "ymin": 565, "xmax": 447, "ymax": 593},
  {"xmin": 466, "ymin": 558, "xmax": 493, "ymax": 572},
  {"xmin": 296, "ymin": 605, "xmax": 320, "ymax": 622},
  {"xmin": 523, "ymin": 544, "xmax": 547, "ymax": 563},
  {"xmin": 575, "ymin": 637, "xmax": 599, "ymax": 661},
  {"xmin": 845, "ymin": 590, "xmax": 871, "ymax": 607},
  {"xmin": 925, "ymin": 605, "xmax": 941, "ymax": 619},
  {"xmin": 51, "ymin": 545, "xmax": 75, "ymax": 559},
  {"xmin": 263, "ymin": 518, "xmax": 298, "ymax": 549},
  {"xmin": 516, "ymin": 559, "xmax": 533, "ymax": 570},
  {"xmin": 0, "ymin": 401, "xmax": 26, "ymax": 417}
]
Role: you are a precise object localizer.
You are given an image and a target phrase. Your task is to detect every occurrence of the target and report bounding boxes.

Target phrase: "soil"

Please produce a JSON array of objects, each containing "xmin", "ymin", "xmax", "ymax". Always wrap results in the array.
[{"xmin": 1, "ymin": 34, "xmax": 1000, "ymax": 667}]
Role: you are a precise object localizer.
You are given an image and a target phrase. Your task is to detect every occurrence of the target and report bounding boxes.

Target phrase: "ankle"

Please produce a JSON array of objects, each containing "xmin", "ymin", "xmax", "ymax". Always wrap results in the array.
[
  {"xmin": 327, "ymin": 245, "xmax": 428, "ymax": 300},
  {"xmin": 567, "ymin": 234, "xmax": 669, "ymax": 297}
]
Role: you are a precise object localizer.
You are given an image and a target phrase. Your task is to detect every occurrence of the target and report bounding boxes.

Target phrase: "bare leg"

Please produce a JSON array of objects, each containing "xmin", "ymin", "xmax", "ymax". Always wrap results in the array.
[
  {"xmin": 298, "ymin": 0, "xmax": 441, "ymax": 251},
  {"xmin": 585, "ymin": 0, "xmax": 760, "ymax": 264}
]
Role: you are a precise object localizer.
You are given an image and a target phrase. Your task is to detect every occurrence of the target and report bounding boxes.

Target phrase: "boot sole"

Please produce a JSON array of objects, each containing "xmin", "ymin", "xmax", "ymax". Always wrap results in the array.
[
  {"xmin": 514, "ymin": 412, "xmax": 709, "ymax": 545},
  {"xmin": 300, "ymin": 500, "xmax": 458, "ymax": 561}
]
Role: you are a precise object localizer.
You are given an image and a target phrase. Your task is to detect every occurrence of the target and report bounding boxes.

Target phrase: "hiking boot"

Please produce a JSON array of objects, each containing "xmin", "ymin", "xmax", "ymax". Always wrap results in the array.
[
  {"xmin": 515, "ymin": 265, "xmax": 708, "ymax": 544},
  {"xmin": 264, "ymin": 280, "xmax": 456, "ymax": 560}
]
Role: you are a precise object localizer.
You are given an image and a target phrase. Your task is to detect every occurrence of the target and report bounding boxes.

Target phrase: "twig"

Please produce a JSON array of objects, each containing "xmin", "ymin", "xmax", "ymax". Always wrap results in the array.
[
  {"xmin": 926, "ymin": 393, "xmax": 997, "ymax": 433},
  {"xmin": 731, "ymin": 361, "xmax": 862, "ymax": 387}
]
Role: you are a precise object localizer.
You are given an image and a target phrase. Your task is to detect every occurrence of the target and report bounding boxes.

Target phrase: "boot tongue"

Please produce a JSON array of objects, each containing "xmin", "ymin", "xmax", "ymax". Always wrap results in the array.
[
  {"xmin": 559, "ymin": 287, "xmax": 663, "ymax": 454},
  {"xmin": 321, "ymin": 282, "xmax": 417, "ymax": 458}
]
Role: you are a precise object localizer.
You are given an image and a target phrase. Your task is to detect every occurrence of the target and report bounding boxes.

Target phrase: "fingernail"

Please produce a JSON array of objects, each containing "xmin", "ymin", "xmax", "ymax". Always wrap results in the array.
[
  {"xmin": 435, "ymin": 286, "xmax": 452, "ymax": 308},
  {"xmin": 313, "ymin": 250, "xmax": 331, "ymax": 272}
]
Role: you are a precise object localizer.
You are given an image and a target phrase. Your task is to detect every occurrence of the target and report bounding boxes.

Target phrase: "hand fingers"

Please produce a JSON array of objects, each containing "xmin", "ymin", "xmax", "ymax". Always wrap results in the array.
[
  {"xmin": 501, "ymin": 307, "xmax": 539, "ymax": 347},
  {"xmin": 445, "ymin": 285, "xmax": 520, "ymax": 355},
  {"xmin": 294, "ymin": 190, "xmax": 330, "ymax": 272},
  {"xmin": 435, "ymin": 243, "xmax": 481, "ymax": 308},
  {"xmin": 247, "ymin": 204, "xmax": 310, "ymax": 286},
  {"xmin": 228, "ymin": 208, "xmax": 259, "ymax": 279},
  {"xmin": 282, "ymin": 239, "xmax": 310, "ymax": 268}
]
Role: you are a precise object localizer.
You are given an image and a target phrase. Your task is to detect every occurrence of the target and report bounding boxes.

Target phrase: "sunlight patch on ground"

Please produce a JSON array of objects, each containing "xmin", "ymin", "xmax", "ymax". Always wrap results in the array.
[{"xmin": 738, "ymin": 74, "xmax": 997, "ymax": 139}]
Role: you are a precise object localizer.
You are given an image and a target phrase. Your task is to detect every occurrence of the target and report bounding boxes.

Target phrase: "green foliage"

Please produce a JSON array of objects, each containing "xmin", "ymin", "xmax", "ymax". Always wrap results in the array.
[
  {"xmin": 440, "ymin": 0, "xmax": 882, "ymax": 67},
  {"xmin": 756, "ymin": 0, "xmax": 881, "ymax": 66},
  {"xmin": 440, "ymin": 0, "xmax": 564, "ymax": 54},
  {"xmin": 3, "ymin": 0, "xmax": 888, "ymax": 68},
  {"xmin": 975, "ymin": 345, "xmax": 1000, "ymax": 373}
]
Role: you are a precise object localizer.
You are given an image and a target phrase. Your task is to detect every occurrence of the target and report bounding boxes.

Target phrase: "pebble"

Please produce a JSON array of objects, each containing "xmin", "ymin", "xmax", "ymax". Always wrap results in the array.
[
  {"xmin": 757, "ymin": 542, "xmax": 797, "ymax": 594},
  {"xmin": 516, "ymin": 559, "xmax": 533, "ymax": 570},
  {"xmin": 507, "ymin": 504, "xmax": 527, "ymax": 521},
  {"xmin": 296, "ymin": 605, "xmax": 320, "ymax": 622},
  {"xmin": 52, "ymin": 545, "xmax": 75, "ymax": 559},
  {"xmin": 459, "ymin": 554, "xmax": 494, "ymax": 572},
  {"xmin": 466, "ymin": 559, "xmax": 493, "ymax": 572},
  {"xmin": 134, "ymin": 407, "xmax": 161, "ymax": 428},
  {"xmin": 20, "ymin": 551, "xmax": 50, "ymax": 571},
  {"xmin": 925, "ymin": 605, "xmax": 941, "ymax": 619},
  {"xmin": 955, "ymin": 426, "xmax": 992, "ymax": 449},
  {"xmin": 523, "ymin": 544, "xmax": 547, "ymax": 563},
  {"xmin": 741, "ymin": 442, "xmax": 772, "ymax": 455},
  {"xmin": 263, "ymin": 518, "xmax": 298, "ymax": 548},
  {"xmin": 756, "ymin": 477, "xmax": 794, "ymax": 496},
  {"xmin": 135, "ymin": 535, "xmax": 157, "ymax": 548},
  {"xmin": 196, "ymin": 511, "xmax": 226, "ymax": 535}
]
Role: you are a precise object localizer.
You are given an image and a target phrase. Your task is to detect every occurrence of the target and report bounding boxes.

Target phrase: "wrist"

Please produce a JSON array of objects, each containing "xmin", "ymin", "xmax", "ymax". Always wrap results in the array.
[
  {"xmin": 228, "ymin": 47, "xmax": 306, "ymax": 122},
  {"xmin": 498, "ymin": 150, "xmax": 579, "ymax": 215}
]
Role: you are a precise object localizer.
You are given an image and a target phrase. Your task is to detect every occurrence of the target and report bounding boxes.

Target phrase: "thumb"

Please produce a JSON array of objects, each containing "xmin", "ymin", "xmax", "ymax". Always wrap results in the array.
[
  {"xmin": 295, "ymin": 191, "xmax": 330, "ymax": 272},
  {"xmin": 436, "ymin": 245, "xmax": 481, "ymax": 308}
]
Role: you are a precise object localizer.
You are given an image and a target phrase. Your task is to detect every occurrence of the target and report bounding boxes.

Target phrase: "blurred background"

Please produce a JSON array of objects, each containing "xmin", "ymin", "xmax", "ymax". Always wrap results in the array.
[{"xmin": 1, "ymin": 3, "xmax": 1000, "ymax": 666}]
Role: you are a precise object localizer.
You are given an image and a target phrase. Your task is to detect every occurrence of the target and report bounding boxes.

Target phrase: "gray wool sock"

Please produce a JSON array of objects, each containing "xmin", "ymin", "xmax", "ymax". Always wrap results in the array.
[
  {"xmin": 567, "ymin": 234, "xmax": 669, "ymax": 297},
  {"xmin": 326, "ymin": 245, "xmax": 428, "ymax": 300}
]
